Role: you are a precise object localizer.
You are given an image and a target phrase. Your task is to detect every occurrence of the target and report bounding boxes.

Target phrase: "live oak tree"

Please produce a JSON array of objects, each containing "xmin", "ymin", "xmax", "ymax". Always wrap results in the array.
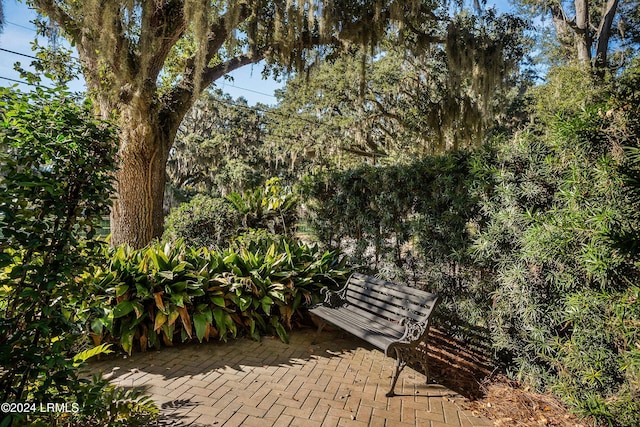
[
  {"xmin": 272, "ymin": 10, "xmax": 528, "ymax": 163},
  {"xmin": 28, "ymin": 0, "xmax": 437, "ymax": 248}
]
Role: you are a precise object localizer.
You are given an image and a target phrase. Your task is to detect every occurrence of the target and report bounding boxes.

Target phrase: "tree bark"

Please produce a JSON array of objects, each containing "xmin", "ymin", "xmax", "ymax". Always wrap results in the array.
[
  {"xmin": 109, "ymin": 106, "xmax": 171, "ymax": 247},
  {"xmin": 594, "ymin": 0, "xmax": 620, "ymax": 75},
  {"xmin": 574, "ymin": 0, "xmax": 592, "ymax": 65},
  {"xmin": 549, "ymin": 2, "xmax": 573, "ymax": 54}
]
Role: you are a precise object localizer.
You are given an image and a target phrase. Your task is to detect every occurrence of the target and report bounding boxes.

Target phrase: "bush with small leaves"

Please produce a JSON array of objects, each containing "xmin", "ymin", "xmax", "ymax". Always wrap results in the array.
[
  {"xmin": 300, "ymin": 64, "xmax": 640, "ymax": 424},
  {"xmin": 0, "ymin": 86, "xmax": 155, "ymax": 426},
  {"xmin": 163, "ymin": 194, "xmax": 241, "ymax": 248}
]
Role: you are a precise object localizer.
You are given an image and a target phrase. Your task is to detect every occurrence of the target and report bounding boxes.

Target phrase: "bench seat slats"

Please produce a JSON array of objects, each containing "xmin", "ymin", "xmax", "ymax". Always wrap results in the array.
[
  {"xmin": 346, "ymin": 284, "xmax": 436, "ymax": 310},
  {"xmin": 326, "ymin": 304, "xmax": 406, "ymax": 335},
  {"xmin": 309, "ymin": 305, "xmax": 403, "ymax": 350},
  {"xmin": 346, "ymin": 281, "xmax": 437, "ymax": 308},
  {"xmin": 345, "ymin": 290, "xmax": 426, "ymax": 323}
]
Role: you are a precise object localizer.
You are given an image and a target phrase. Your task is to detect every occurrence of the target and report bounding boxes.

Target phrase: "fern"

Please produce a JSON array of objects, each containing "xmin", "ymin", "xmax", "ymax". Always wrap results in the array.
[{"xmin": 73, "ymin": 344, "xmax": 113, "ymax": 367}]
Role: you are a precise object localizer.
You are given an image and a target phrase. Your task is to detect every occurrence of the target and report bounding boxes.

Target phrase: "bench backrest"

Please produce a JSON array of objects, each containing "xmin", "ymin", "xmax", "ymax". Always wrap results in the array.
[{"xmin": 345, "ymin": 273, "xmax": 439, "ymax": 324}]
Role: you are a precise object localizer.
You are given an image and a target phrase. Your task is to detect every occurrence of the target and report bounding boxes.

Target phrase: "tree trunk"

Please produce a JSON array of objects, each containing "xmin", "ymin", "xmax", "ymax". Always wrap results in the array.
[
  {"xmin": 574, "ymin": 0, "xmax": 592, "ymax": 65},
  {"xmin": 109, "ymin": 101, "xmax": 172, "ymax": 248},
  {"xmin": 549, "ymin": 3, "xmax": 573, "ymax": 57},
  {"xmin": 594, "ymin": 0, "xmax": 620, "ymax": 75}
]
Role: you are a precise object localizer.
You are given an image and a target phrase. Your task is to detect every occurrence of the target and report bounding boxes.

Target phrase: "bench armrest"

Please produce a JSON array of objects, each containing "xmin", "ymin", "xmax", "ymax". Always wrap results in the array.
[
  {"xmin": 314, "ymin": 282, "xmax": 349, "ymax": 309},
  {"xmin": 398, "ymin": 317, "xmax": 430, "ymax": 344}
]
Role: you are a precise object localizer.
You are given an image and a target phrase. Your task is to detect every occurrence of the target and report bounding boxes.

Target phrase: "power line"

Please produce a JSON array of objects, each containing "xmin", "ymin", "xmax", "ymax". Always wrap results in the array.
[
  {"xmin": 223, "ymin": 83, "xmax": 277, "ymax": 99},
  {"xmin": 0, "ymin": 47, "xmax": 38, "ymax": 60},
  {"xmin": 0, "ymin": 46, "xmax": 80, "ymax": 62},
  {"xmin": 0, "ymin": 76, "xmax": 31, "ymax": 85},
  {"xmin": 2, "ymin": 15, "xmax": 279, "ymax": 102},
  {"xmin": 1, "ymin": 74, "xmax": 341, "ymax": 152},
  {"xmin": 1, "ymin": 45, "xmax": 279, "ymax": 101},
  {"xmin": 0, "ymin": 51, "xmax": 296, "ymax": 125},
  {"xmin": 6, "ymin": 21, "xmax": 36, "ymax": 32},
  {"xmin": 208, "ymin": 94, "xmax": 343, "ymax": 134},
  {"xmin": 0, "ymin": 47, "xmax": 276, "ymax": 100},
  {"xmin": 0, "ymin": 75, "xmax": 51, "ymax": 89}
]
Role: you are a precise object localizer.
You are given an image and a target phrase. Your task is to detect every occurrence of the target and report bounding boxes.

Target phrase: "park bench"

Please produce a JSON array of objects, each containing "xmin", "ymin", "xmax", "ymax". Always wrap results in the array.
[{"xmin": 309, "ymin": 272, "xmax": 439, "ymax": 397}]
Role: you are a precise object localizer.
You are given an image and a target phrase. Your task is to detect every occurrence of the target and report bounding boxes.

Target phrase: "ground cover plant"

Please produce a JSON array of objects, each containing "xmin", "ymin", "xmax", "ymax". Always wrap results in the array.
[{"xmin": 90, "ymin": 231, "xmax": 348, "ymax": 354}]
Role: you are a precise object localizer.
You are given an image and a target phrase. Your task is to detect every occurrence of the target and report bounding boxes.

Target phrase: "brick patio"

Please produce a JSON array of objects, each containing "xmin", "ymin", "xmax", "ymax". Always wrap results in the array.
[{"xmin": 90, "ymin": 328, "xmax": 492, "ymax": 426}]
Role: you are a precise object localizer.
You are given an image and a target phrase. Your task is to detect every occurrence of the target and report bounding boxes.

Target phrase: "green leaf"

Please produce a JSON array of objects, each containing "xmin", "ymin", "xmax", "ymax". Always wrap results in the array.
[
  {"xmin": 90, "ymin": 318, "xmax": 104, "ymax": 335},
  {"xmin": 148, "ymin": 328, "xmax": 159, "ymax": 349},
  {"xmin": 171, "ymin": 293, "xmax": 185, "ymax": 307},
  {"xmin": 168, "ymin": 308, "xmax": 180, "ymax": 326},
  {"xmin": 223, "ymin": 253, "xmax": 237, "ymax": 265},
  {"xmin": 73, "ymin": 344, "xmax": 113, "ymax": 365},
  {"xmin": 271, "ymin": 318, "xmax": 289, "ymax": 344},
  {"xmin": 112, "ymin": 301, "xmax": 135, "ymax": 318},
  {"xmin": 132, "ymin": 301, "xmax": 145, "ymax": 319},
  {"xmin": 261, "ymin": 296, "xmax": 273, "ymax": 315},
  {"xmin": 292, "ymin": 292, "xmax": 304, "ymax": 313},
  {"xmin": 171, "ymin": 281, "xmax": 188, "ymax": 292},
  {"xmin": 135, "ymin": 283, "xmax": 152, "ymax": 299},
  {"xmin": 121, "ymin": 329, "xmax": 135, "ymax": 355},
  {"xmin": 115, "ymin": 284, "xmax": 129, "ymax": 297},
  {"xmin": 238, "ymin": 295, "xmax": 252, "ymax": 312},
  {"xmin": 247, "ymin": 317, "xmax": 261, "ymax": 341},
  {"xmin": 269, "ymin": 289, "xmax": 286, "ymax": 303},
  {"xmin": 211, "ymin": 295, "xmax": 226, "ymax": 307},
  {"xmin": 212, "ymin": 307, "xmax": 227, "ymax": 339},
  {"xmin": 158, "ymin": 271, "xmax": 174, "ymax": 281},
  {"xmin": 154, "ymin": 311, "xmax": 167, "ymax": 331},
  {"xmin": 161, "ymin": 323, "xmax": 175, "ymax": 343},
  {"xmin": 0, "ymin": 414, "xmax": 13, "ymax": 427},
  {"xmin": 193, "ymin": 312, "xmax": 210, "ymax": 342}
]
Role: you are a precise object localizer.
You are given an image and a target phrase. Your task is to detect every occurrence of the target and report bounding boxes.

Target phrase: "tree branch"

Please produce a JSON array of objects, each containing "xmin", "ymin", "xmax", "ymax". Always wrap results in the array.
[
  {"xmin": 31, "ymin": 0, "xmax": 80, "ymax": 40},
  {"xmin": 595, "ymin": 0, "xmax": 620, "ymax": 73},
  {"xmin": 157, "ymin": 4, "xmax": 256, "ymax": 138},
  {"xmin": 160, "ymin": 53, "xmax": 264, "ymax": 147},
  {"xmin": 371, "ymin": 98, "xmax": 404, "ymax": 124},
  {"xmin": 548, "ymin": 1, "xmax": 573, "ymax": 38},
  {"xmin": 141, "ymin": 0, "xmax": 187, "ymax": 80}
]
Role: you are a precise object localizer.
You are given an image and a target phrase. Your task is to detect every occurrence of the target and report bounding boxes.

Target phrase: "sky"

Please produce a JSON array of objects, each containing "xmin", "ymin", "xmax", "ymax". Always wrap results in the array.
[{"xmin": 0, "ymin": 0, "xmax": 513, "ymax": 106}]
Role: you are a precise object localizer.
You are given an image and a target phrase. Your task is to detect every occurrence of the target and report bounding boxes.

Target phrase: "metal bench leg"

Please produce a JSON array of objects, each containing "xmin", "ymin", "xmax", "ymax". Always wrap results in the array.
[
  {"xmin": 386, "ymin": 348, "xmax": 406, "ymax": 397},
  {"xmin": 311, "ymin": 318, "xmax": 327, "ymax": 345},
  {"xmin": 423, "ymin": 353, "xmax": 430, "ymax": 384}
]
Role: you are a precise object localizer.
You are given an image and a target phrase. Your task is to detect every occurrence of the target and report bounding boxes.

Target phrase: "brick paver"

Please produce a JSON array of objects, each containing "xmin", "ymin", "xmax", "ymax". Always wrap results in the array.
[{"xmin": 90, "ymin": 329, "xmax": 492, "ymax": 426}]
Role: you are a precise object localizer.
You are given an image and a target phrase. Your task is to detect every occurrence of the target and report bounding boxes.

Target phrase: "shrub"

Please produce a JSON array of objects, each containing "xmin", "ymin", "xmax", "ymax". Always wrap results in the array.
[
  {"xmin": 225, "ymin": 177, "xmax": 298, "ymax": 236},
  {"xmin": 300, "ymin": 69, "xmax": 640, "ymax": 424},
  {"xmin": 300, "ymin": 154, "xmax": 483, "ymax": 335},
  {"xmin": 0, "ymin": 86, "xmax": 156, "ymax": 425},
  {"xmin": 465, "ymin": 73, "xmax": 640, "ymax": 425},
  {"xmin": 163, "ymin": 194, "xmax": 241, "ymax": 248},
  {"xmin": 301, "ymin": 161, "xmax": 435, "ymax": 271},
  {"xmin": 164, "ymin": 178, "xmax": 299, "ymax": 248},
  {"xmin": 90, "ymin": 235, "xmax": 348, "ymax": 353}
]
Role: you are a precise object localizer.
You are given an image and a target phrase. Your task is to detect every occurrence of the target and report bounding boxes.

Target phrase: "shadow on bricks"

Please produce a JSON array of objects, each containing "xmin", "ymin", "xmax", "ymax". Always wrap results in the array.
[
  {"xmin": 88, "ymin": 327, "xmax": 494, "ymax": 426},
  {"xmin": 90, "ymin": 327, "xmax": 364, "ymax": 381}
]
